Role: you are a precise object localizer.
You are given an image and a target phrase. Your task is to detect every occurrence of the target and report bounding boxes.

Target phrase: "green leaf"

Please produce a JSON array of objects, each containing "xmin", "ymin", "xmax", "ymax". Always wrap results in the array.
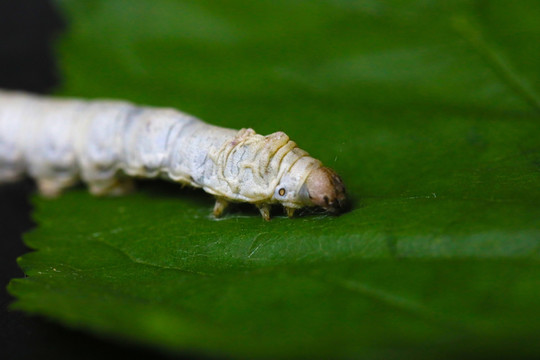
[{"xmin": 8, "ymin": 0, "xmax": 540, "ymax": 358}]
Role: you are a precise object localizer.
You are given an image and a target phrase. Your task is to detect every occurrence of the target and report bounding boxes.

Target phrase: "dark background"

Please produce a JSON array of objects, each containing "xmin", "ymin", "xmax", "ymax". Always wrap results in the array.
[{"xmin": 0, "ymin": 1, "xmax": 184, "ymax": 359}]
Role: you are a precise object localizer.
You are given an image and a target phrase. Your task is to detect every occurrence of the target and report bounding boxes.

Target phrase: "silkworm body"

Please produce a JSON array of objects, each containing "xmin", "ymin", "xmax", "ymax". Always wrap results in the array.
[{"xmin": 0, "ymin": 90, "xmax": 347, "ymax": 220}]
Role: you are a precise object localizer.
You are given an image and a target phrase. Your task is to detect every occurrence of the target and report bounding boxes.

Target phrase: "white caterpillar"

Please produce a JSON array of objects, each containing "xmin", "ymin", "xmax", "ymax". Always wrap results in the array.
[{"xmin": 0, "ymin": 90, "xmax": 347, "ymax": 220}]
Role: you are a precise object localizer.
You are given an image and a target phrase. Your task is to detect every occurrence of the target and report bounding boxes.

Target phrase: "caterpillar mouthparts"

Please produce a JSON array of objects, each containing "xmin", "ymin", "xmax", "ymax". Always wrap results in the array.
[
  {"xmin": 0, "ymin": 90, "xmax": 348, "ymax": 220},
  {"xmin": 303, "ymin": 167, "xmax": 348, "ymax": 214}
]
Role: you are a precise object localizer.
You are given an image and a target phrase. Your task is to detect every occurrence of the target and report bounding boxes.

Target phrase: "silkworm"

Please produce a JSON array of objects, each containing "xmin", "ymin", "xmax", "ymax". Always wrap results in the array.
[{"xmin": 0, "ymin": 90, "xmax": 347, "ymax": 220}]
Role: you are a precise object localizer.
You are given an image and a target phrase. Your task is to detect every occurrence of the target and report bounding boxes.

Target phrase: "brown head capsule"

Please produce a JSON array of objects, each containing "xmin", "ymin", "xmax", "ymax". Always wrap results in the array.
[{"xmin": 302, "ymin": 167, "xmax": 348, "ymax": 214}]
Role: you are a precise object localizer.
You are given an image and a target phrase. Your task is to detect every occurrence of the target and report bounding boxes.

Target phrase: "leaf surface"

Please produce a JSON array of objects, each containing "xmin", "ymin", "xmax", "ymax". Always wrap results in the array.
[{"xmin": 9, "ymin": 0, "xmax": 540, "ymax": 358}]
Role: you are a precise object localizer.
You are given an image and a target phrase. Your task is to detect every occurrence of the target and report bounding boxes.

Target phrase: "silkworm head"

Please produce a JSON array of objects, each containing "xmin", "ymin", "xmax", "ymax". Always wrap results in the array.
[{"xmin": 302, "ymin": 167, "xmax": 347, "ymax": 213}]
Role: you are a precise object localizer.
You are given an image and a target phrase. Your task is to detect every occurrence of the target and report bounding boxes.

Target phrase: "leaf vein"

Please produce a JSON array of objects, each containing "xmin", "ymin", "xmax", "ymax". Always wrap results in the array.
[
  {"xmin": 91, "ymin": 238, "xmax": 210, "ymax": 276},
  {"xmin": 452, "ymin": 16, "xmax": 540, "ymax": 113},
  {"xmin": 329, "ymin": 278, "xmax": 472, "ymax": 331}
]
